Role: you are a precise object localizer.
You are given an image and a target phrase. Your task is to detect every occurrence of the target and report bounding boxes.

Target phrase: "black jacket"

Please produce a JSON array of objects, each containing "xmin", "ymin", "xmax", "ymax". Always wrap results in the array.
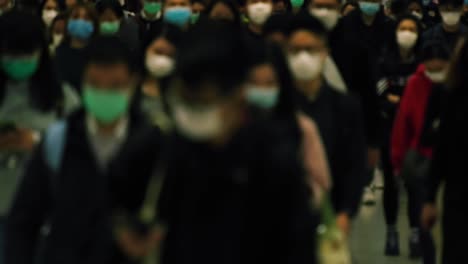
[
  {"xmin": 159, "ymin": 119, "xmax": 317, "ymax": 264},
  {"xmin": 330, "ymin": 14, "xmax": 386, "ymax": 147},
  {"xmin": 5, "ymin": 110, "xmax": 162, "ymax": 264},
  {"xmin": 422, "ymin": 23, "xmax": 468, "ymax": 52},
  {"xmin": 376, "ymin": 49, "xmax": 420, "ymax": 125},
  {"xmin": 426, "ymin": 90, "xmax": 468, "ymax": 264},
  {"xmin": 296, "ymin": 84, "xmax": 367, "ymax": 216},
  {"xmin": 54, "ymin": 43, "xmax": 86, "ymax": 92}
]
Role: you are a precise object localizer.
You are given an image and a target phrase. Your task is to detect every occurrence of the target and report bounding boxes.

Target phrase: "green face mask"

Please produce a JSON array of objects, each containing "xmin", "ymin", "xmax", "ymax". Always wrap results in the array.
[
  {"xmin": 246, "ymin": 86, "xmax": 280, "ymax": 110},
  {"xmin": 100, "ymin": 21, "xmax": 120, "ymax": 35},
  {"xmin": 83, "ymin": 86, "xmax": 130, "ymax": 124},
  {"xmin": 1, "ymin": 56, "xmax": 39, "ymax": 81},
  {"xmin": 191, "ymin": 12, "xmax": 200, "ymax": 24},
  {"xmin": 290, "ymin": 0, "xmax": 304, "ymax": 8},
  {"xmin": 144, "ymin": 1, "xmax": 162, "ymax": 14}
]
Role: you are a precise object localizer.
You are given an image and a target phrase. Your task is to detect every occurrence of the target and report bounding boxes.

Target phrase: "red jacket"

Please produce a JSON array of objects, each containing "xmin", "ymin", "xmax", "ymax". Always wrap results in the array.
[{"xmin": 391, "ymin": 64, "xmax": 433, "ymax": 174}]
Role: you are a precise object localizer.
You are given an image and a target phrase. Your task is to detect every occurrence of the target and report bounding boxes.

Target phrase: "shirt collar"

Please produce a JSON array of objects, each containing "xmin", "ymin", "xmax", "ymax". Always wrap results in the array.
[{"xmin": 86, "ymin": 115, "xmax": 129, "ymax": 141}]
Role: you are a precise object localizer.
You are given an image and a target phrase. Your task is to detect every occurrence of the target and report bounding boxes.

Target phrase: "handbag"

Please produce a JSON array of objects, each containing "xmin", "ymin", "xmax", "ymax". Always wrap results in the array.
[
  {"xmin": 400, "ymin": 149, "xmax": 430, "ymax": 189},
  {"xmin": 317, "ymin": 195, "xmax": 352, "ymax": 264}
]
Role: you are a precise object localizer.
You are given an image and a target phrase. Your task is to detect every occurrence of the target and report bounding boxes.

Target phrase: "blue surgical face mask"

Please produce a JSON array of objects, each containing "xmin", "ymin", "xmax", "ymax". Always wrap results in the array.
[
  {"xmin": 359, "ymin": 2, "xmax": 380, "ymax": 16},
  {"xmin": 67, "ymin": 19, "xmax": 94, "ymax": 40},
  {"xmin": 164, "ymin": 7, "xmax": 192, "ymax": 27},
  {"xmin": 246, "ymin": 86, "xmax": 280, "ymax": 110}
]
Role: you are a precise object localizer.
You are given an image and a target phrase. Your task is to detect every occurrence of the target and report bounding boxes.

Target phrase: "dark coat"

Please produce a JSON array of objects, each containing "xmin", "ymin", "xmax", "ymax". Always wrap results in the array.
[
  {"xmin": 5, "ymin": 110, "xmax": 162, "ymax": 264},
  {"xmin": 54, "ymin": 43, "xmax": 86, "ymax": 92},
  {"xmin": 426, "ymin": 90, "xmax": 468, "ymax": 264},
  {"xmin": 330, "ymin": 13, "xmax": 388, "ymax": 147},
  {"xmin": 422, "ymin": 23, "xmax": 468, "ymax": 52},
  {"xmin": 159, "ymin": 119, "xmax": 317, "ymax": 264},
  {"xmin": 296, "ymin": 84, "xmax": 367, "ymax": 216}
]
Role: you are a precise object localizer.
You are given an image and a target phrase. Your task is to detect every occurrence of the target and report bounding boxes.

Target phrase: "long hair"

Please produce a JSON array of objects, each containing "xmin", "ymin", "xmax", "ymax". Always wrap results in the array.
[
  {"xmin": 0, "ymin": 9, "xmax": 63, "ymax": 112},
  {"xmin": 446, "ymin": 36, "xmax": 468, "ymax": 94}
]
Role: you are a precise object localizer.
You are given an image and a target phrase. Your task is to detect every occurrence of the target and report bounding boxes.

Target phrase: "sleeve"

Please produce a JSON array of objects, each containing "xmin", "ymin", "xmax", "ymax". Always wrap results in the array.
[
  {"xmin": 352, "ymin": 43, "xmax": 382, "ymax": 148},
  {"xmin": 391, "ymin": 77, "xmax": 416, "ymax": 174},
  {"xmin": 5, "ymin": 145, "xmax": 52, "ymax": 264},
  {"xmin": 297, "ymin": 112, "xmax": 331, "ymax": 205},
  {"xmin": 334, "ymin": 95, "xmax": 367, "ymax": 216}
]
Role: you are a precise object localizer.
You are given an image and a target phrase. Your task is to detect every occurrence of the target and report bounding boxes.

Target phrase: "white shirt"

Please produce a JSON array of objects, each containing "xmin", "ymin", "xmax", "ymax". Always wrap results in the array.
[{"xmin": 86, "ymin": 115, "xmax": 129, "ymax": 171}]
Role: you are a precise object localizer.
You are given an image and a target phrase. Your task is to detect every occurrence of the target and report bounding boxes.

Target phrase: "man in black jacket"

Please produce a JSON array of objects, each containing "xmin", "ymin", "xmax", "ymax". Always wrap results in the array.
[
  {"xmin": 5, "ymin": 36, "xmax": 163, "ymax": 264},
  {"xmin": 158, "ymin": 21, "xmax": 317, "ymax": 264},
  {"xmin": 308, "ymin": 0, "xmax": 384, "ymax": 200},
  {"xmin": 422, "ymin": 0, "xmax": 468, "ymax": 52},
  {"xmin": 285, "ymin": 14, "xmax": 367, "ymax": 235}
]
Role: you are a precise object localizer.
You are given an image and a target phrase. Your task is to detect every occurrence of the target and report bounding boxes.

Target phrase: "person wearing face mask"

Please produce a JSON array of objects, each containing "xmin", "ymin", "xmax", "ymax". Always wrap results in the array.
[
  {"xmin": 391, "ymin": 41, "xmax": 450, "ymax": 263},
  {"xmin": 158, "ymin": 21, "xmax": 317, "ymax": 264},
  {"xmin": 48, "ymin": 13, "xmax": 67, "ymax": 56},
  {"xmin": 286, "ymin": 14, "xmax": 367, "ymax": 236},
  {"xmin": 54, "ymin": 3, "xmax": 98, "ymax": 92},
  {"xmin": 162, "ymin": 0, "xmax": 193, "ymax": 28},
  {"xmin": 245, "ymin": 42, "xmax": 331, "ymax": 207},
  {"xmin": 135, "ymin": 0, "xmax": 164, "ymax": 39},
  {"xmin": 141, "ymin": 23, "xmax": 181, "ymax": 126},
  {"xmin": 5, "ymin": 36, "xmax": 164, "ymax": 264},
  {"xmin": 422, "ymin": 0, "xmax": 468, "ymax": 52},
  {"xmin": 0, "ymin": 9, "xmax": 66, "ymax": 255},
  {"xmin": 243, "ymin": 0, "xmax": 274, "ymax": 48},
  {"xmin": 421, "ymin": 37, "xmax": 468, "ymax": 264},
  {"xmin": 96, "ymin": 0, "xmax": 140, "ymax": 53},
  {"xmin": 40, "ymin": 0, "xmax": 62, "ymax": 27},
  {"xmin": 309, "ymin": 0, "xmax": 383, "ymax": 201},
  {"xmin": 376, "ymin": 14, "xmax": 425, "ymax": 258}
]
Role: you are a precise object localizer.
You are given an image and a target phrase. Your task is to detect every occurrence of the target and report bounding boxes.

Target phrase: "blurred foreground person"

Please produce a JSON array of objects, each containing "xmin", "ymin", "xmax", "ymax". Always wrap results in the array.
[
  {"xmin": 0, "ymin": 9, "xmax": 65, "ymax": 221},
  {"xmin": 286, "ymin": 14, "xmax": 367, "ymax": 235},
  {"xmin": 5, "ymin": 36, "xmax": 162, "ymax": 264},
  {"xmin": 422, "ymin": 37, "xmax": 468, "ymax": 264},
  {"xmin": 158, "ymin": 21, "xmax": 317, "ymax": 264}
]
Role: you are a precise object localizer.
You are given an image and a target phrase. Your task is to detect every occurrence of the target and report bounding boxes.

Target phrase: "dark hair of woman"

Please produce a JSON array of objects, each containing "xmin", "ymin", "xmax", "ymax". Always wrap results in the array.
[
  {"xmin": 384, "ymin": 14, "xmax": 423, "ymax": 57},
  {"xmin": 204, "ymin": 0, "xmax": 241, "ymax": 24},
  {"xmin": 246, "ymin": 42, "xmax": 298, "ymax": 121},
  {"xmin": 0, "ymin": 9, "xmax": 63, "ymax": 112},
  {"xmin": 420, "ymin": 40, "xmax": 450, "ymax": 62},
  {"xmin": 39, "ymin": 0, "xmax": 65, "ymax": 14},
  {"xmin": 95, "ymin": 0, "xmax": 124, "ymax": 18}
]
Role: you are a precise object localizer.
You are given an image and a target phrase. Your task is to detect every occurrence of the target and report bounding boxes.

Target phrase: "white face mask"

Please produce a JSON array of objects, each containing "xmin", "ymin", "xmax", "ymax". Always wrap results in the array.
[
  {"xmin": 247, "ymin": 2, "xmax": 273, "ymax": 25},
  {"xmin": 288, "ymin": 51, "xmax": 323, "ymax": 81},
  {"xmin": 396, "ymin": 30, "xmax": 418, "ymax": 50},
  {"xmin": 172, "ymin": 103, "xmax": 223, "ymax": 141},
  {"xmin": 425, "ymin": 70, "xmax": 447, "ymax": 83},
  {"xmin": 42, "ymin": 9, "xmax": 58, "ymax": 27},
  {"xmin": 309, "ymin": 8, "xmax": 340, "ymax": 30},
  {"xmin": 146, "ymin": 54, "xmax": 175, "ymax": 78},
  {"xmin": 52, "ymin": 33, "xmax": 63, "ymax": 46},
  {"xmin": 440, "ymin": 11, "xmax": 462, "ymax": 26}
]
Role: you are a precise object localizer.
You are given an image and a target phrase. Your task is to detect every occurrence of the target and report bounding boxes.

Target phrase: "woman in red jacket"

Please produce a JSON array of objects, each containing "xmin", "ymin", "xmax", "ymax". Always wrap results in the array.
[{"xmin": 391, "ymin": 41, "xmax": 450, "ymax": 262}]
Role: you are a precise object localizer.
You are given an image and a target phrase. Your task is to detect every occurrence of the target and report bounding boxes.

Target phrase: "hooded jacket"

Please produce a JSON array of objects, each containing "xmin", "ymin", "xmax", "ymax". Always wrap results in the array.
[{"xmin": 391, "ymin": 64, "xmax": 433, "ymax": 174}]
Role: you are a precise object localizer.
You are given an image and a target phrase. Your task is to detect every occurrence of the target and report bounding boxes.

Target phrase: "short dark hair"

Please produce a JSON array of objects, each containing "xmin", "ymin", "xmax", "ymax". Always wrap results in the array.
[
  {"xmin": 205, "ymin": 0, "xmax": 241, "ymax": 24},
  {"xmin": 175, "ymin": 20, "xmax": 248, "ymax": 96},
  {"xmin": 95, "ymin": 0, "xmax": 124, "ymax": 18},
  {"xmin": 439, "ymin": 0, "xmax": 463, "ymax": 7},
  {"xmin": 420, "ymin": 40, "xmax": 451, "ymax": 62},
  {"xmin": 285, "ymin": 12, "xmax": 328, "ymax": 43},
  {"xmin": 83, "ymin": 36, "xmax": 136, "ymax": 73}
]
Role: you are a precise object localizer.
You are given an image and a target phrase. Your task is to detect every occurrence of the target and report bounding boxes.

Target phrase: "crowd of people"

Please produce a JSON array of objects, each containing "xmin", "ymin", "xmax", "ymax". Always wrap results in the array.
[{"xmin": 0, "ymin": 0, "xmax": 467, "ymax": 262}]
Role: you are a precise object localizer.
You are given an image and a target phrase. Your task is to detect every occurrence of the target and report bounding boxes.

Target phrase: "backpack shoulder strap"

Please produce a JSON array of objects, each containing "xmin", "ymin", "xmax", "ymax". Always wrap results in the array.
[{"xmin": 43, "ymin": 120, "xmax": 68, "ymax": 174}]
